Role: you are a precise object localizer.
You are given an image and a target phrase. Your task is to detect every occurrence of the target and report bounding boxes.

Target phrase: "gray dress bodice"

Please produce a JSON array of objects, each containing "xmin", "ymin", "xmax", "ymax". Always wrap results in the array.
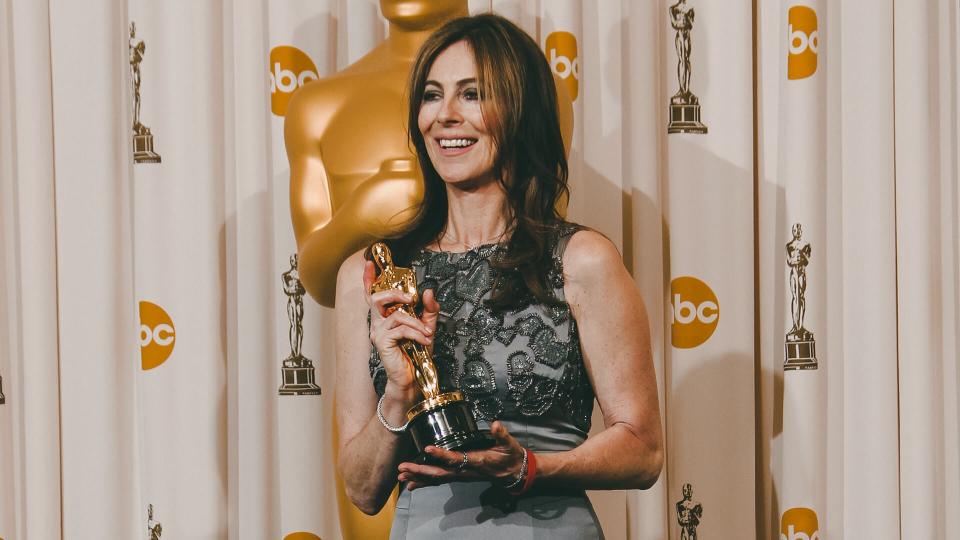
[{"xmin": 369, "ymin": 223, "xmax": 604, "ymax": 539}]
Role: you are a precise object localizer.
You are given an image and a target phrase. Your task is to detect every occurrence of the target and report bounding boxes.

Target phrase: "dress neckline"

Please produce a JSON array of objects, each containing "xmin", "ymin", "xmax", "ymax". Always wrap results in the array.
[{"xmin": 420, "ymin": 242, "xmax": 504, "ymax": 256}]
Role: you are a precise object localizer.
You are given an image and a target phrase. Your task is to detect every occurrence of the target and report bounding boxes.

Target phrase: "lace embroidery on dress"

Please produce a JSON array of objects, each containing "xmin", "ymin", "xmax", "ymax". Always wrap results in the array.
[{"xmin": 368, "ymin": 223, "xmax": 595, "ymax": 432}]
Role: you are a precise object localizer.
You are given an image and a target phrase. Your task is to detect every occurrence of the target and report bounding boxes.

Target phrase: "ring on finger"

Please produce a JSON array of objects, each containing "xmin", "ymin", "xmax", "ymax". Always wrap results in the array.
[{"xmin": 455, "ymin": 451, "xmax": 469, "ymax": 472}]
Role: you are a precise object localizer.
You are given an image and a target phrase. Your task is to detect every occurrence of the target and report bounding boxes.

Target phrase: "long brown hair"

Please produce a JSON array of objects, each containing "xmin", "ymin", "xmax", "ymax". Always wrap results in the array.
[{"xmin": 392, "ymin": 13, "xmax": 569, "ymax": 309}]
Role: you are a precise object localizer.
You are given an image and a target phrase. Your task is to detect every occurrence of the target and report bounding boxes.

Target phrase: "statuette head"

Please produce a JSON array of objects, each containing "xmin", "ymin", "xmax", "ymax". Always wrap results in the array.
[
  {"xmin": 380, "ymin": 0, "xmax": 466, "ymax": 31},
  {"xmin": 370, "ymin": 242, "xmax": 394, "ymax": 272}
]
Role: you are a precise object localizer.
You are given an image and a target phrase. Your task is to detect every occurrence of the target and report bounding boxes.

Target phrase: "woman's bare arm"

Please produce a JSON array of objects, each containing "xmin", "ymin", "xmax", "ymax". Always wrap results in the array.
[
  {"xmin": 534, "ymin": 229, "xmax": 664, "ymax": 489},
  {"xmin": 335, "ymin": 250, "xmax": 426, "ymax": 514}
]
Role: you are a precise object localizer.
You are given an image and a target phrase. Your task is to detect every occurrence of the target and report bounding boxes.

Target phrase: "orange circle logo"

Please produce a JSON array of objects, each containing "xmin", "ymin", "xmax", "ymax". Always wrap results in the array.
[
  {"xmin": 283, "ymin": 533, "xmax": 321, "ymax": 540},
  {"xmin": 788, "ymin": 6, "xmax": 818, "ymax": 80},
  {"xmin": 270, "ymin": 45, "xmax": 318, "ymax": 116},
  {"xmin": 780, "ymin": 507, "xmax": 820, "ymax": 540},
  {"xmin": 670, "ymin": 276, "xmax": 719, "ymax": 349},
  {"xmin": 139, "ymin": 301, "xmax": 175, "ymax": 370},
  {"xmin": 545, "ymin": 31, "xmax": 579, "ymax": 101}
]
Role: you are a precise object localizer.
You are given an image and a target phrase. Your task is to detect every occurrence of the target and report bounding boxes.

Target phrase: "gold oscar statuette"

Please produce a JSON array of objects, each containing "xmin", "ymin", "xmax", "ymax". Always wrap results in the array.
[{"xmin": 369, "ymin": 242, "xmax": 493, "ymax": 456}]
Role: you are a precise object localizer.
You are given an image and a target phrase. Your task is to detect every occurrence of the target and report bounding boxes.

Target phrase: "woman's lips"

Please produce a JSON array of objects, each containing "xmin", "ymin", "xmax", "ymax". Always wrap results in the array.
[{"xmin": 436, "ymin": 137, "xmax": 478, "ymax": 157}]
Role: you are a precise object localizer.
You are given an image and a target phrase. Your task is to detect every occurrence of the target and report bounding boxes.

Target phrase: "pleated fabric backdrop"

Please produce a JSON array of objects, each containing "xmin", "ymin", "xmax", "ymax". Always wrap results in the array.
[{"xmin": 0, "ymin": 1, "xmax": 957, "ymax": 539}]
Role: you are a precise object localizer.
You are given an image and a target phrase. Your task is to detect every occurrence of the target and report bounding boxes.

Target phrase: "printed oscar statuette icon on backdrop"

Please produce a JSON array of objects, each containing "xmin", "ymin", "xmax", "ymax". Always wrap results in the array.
[
  {"xmin": 369, "ymin": 242, "xmax": 493, "ymax": 456},
  {"xmin": 129, "ymin": 22, "xmax": 161, "ymax": 164},
  {"xmin": 0, "ymin": 372, "xmax": 5, "ymax": 405},
  {"xmin": 676, "ymin": 483, "xmax": 703, "ymax": 540},
  {"xmin": 279, "ymin": 254, "xmax": 322, "ymax": 396},
  {"xmin": 784, "ymin": 223, "xmax": 818, "ymax": 370},
  {"xmin": 668, "ymin": 0, "xmax": 708, "ymax": 134},
  {"xmin": 146, "ymin": 504, "xmax": 162, "ymax": 540}
]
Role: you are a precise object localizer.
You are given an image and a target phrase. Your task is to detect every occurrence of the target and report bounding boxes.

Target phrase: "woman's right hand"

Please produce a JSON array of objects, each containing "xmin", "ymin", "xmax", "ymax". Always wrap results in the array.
[{"xmin": 362, "ymin": 260, "xmax": 440, "ymax": 404}]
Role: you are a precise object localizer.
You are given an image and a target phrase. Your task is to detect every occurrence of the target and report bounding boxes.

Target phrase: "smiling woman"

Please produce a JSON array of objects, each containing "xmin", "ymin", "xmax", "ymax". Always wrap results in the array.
[
  {"xmin": 333, "ymin": 13, "xmax": 663, "ymax": 540},
  {"xmin": 398, "ymin": 14, "xmax": 575, "ymax": 308}
]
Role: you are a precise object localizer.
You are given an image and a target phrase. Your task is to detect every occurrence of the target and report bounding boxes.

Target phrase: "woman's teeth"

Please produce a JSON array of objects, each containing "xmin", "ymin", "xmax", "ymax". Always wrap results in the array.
[{"xmin": 439, "ymin": 138, "xmax": 477, "ymax": 148}]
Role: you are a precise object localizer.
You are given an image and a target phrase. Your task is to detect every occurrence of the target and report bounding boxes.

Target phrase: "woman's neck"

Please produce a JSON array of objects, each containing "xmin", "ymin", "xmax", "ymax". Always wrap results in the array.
[{"xmin": 439, "ymin": 181, "xmax": 510, "ymax": 250}]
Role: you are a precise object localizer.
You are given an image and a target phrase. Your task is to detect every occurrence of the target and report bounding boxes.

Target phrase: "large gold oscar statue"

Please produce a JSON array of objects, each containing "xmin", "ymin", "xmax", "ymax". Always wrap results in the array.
[{"xmin": 286, "ymin": 1, "xmax": 573, "ymax": 536}]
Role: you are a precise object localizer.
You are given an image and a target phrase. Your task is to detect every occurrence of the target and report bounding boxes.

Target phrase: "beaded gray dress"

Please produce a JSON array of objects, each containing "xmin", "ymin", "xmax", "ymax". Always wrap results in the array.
[{"xmin": 369, "ymin": 223, "xmax": 604, "ymax": 539}]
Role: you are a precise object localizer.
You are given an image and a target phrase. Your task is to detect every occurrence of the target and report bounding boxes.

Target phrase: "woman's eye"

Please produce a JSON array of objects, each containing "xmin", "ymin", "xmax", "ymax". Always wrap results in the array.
[
  {"xmin": 462, "ymin": 88, "xmax": 480, "ymax": 101},
  {"xmin": 422, "ymin": 91, "xmax": 442, "ymax": 102}
]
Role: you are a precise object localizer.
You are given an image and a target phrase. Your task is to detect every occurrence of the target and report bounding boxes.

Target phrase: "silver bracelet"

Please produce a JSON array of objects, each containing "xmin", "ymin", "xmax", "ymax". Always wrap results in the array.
[
  {"xmin": 502, "ymin": 448, "xmax": 528, "ymax": 490},
  {"xmin": 377, "ymin": 394, "xmax": 410, "ymax": 433}
]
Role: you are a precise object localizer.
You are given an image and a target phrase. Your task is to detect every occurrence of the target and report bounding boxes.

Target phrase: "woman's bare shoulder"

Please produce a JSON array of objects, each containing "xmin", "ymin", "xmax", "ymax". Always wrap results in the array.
[
  {"xmin": 335, "ymin": 248, "xmax": 368, "ymax": 308},
  {"xmin": 562, "ymin": 228, "xmax": 624, "ymax": 285},
  {"xmin": 337, "ymin": 248, "xmax": 366, "ymax": 281}
]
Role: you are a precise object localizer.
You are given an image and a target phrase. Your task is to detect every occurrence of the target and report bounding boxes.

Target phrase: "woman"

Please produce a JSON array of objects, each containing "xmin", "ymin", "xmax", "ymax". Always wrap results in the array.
[{"xmin": 334, "ymin": 14, "xmax": 663, "ymax": 539}]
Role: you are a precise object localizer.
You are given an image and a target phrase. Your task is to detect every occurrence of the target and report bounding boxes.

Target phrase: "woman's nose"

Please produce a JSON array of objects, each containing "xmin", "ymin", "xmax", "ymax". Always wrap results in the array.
[{"xmin": 437, "ymin": 95, "xmax": 462, "ymax": 125}]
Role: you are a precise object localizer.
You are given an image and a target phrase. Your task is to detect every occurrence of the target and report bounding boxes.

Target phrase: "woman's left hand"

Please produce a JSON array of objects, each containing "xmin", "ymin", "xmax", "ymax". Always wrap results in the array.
[{"xmin": 397, "ymin": 421, "xmax": 525, "ymax": 491}]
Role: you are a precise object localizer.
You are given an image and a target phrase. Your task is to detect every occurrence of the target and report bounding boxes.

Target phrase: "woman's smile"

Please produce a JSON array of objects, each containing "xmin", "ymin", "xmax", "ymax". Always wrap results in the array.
[{"xmin": 436, "ymin": 136, "xmax": 479, "ymax": 155}]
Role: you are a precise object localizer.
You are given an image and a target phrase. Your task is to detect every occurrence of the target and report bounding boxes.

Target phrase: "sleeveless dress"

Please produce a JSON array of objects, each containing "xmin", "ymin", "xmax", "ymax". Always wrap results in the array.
[{"xmin": 369, "ymin": 223, "xmax": 604, "ymax": 539}]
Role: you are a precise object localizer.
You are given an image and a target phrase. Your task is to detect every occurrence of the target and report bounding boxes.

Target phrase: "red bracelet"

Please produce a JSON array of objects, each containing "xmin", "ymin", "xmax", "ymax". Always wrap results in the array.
[{"xmin": 509, "ymin": 449, "xmax": 538, "ymax": 496}]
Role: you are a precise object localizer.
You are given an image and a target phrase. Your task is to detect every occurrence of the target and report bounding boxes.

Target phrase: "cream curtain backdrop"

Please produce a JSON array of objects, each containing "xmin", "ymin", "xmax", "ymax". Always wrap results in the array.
[{"xmin": 0, "ymin": 1, "xmax": 957, "ymax": 540}]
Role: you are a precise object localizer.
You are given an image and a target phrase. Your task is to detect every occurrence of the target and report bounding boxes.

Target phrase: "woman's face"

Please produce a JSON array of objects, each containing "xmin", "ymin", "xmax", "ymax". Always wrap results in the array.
[{"xmin": 417, "ymin": 40, "xmax": 496, "ymax": 187}]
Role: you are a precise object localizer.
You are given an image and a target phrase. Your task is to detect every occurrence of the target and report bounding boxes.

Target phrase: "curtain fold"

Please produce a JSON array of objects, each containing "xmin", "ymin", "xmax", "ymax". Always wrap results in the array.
[
  {"xmin": 894, "ymin": 0, "xmax": 960, "ymax": 537},
  {"xmin": 223, "ymin": 2, "xmax": 280, "ymax": 538},
  {"xmin": 774, "ymin": 0, "xmax": 828, "ymax": 535},
  {"xmin": 838, "ymin": 1, "xmax": 902, "ymax": 538},
  {"xmin": 662, "ymin": 0, "xmax": 757, "ymax": 536},
  {"xmin": 48, "ymin": 0, "xmax": 141, "ymax": 537},
  {"xmin": 621, "ymin": 0, "xmax": 668, "ymax": 537},
  {"xmin": 0, "ymin": 1, "xmax": 63, "ymax": 538}
]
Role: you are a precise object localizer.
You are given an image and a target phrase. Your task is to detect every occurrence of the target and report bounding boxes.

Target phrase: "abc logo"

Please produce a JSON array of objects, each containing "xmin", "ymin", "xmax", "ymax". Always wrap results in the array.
[
  {"xmin": 270, "ymin": 45, "xmax": 318, "ymax": 116},
  {"xmin": 670, "ymin": 276, "xmax": 719, "ymax": 349},
  {"xmin": 139, "ymin": 301, "xmax": 175, "ymax": 371},
  {"xmin": 788, "ymin": 5, "xmax": 818, "ymax": 80},
  {"xmin": 545, "ymin": 31, "xmax": 579, "ymax": 101},
  {"xmin": 780, "ymin": 507, "xmax": 820, "ymax": 540}
]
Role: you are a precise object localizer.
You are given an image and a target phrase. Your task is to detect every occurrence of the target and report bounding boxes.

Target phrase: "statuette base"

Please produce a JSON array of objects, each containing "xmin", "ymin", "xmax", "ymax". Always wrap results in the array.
[
  {"xmin": 668, "ymin": 102, "xmax": 708, "ymax": 134},
  {"xmin": 279, "ymin": 357, "xmax": 322, "ymax": 395},
  {"xmin": 133, "ymin": 132, "xmax": 162, "ymax": 164},
  {"xmin": 407, "ymin": 392, "xmax": 494, "ymax": 459},
  {"xmin": 784, "ymin": 340, "xmax": 818, "ymax": 371}
]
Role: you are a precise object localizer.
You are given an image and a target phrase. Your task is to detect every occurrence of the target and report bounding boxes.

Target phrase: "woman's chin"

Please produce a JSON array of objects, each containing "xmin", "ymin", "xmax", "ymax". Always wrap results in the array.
[{"xmin": 439, "ymin": 172, "xmax": 499, "ymax": 191}]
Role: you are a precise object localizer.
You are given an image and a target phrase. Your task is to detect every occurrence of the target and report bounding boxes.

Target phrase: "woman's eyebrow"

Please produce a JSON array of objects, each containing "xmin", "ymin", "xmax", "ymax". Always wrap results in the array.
[{"xmin": 424, "ymin": 77, "xmax": 477, "ymax": 88}]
